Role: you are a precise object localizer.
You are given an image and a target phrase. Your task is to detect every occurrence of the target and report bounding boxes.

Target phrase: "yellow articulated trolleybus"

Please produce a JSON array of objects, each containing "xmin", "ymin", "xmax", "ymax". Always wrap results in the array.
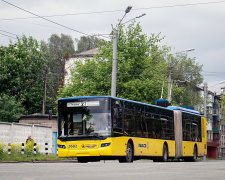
[{"xmin": 57, "ymin": 96, "xmax": 207, "ymax": 163}]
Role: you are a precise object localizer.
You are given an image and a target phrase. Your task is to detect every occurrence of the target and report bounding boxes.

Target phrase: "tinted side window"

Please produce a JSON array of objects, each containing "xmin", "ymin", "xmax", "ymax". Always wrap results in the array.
[
  {"xmin": 124, "ymin": 102, "xmax": 136, "ymax": 136},
  {"xmin": 112, "ymin": 99, "xmax": 123, "ymax": 136},
  {"xmin": 182, "ymin": 113, "xmax": 201, "ymax": 142}
]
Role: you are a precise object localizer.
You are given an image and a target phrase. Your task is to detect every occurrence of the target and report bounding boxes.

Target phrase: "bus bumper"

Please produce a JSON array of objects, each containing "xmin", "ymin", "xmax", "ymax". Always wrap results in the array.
[{"xmin": 57, "ymin": 139, "xmax": 113, "ymax": 157}]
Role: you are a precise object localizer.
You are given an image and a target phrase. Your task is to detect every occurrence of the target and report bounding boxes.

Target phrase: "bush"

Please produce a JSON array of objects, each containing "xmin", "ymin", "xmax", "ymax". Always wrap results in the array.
[
  {"xmin": 0, "ymin": 142, "xmax": 44, "ymax": 161},
  {"xmin": 10, "ymin": 143, "xmax": 22, "ymax": 154},
  {"xmin": 25, "ymin": 140, "xmax": 40, "ymax": 156},
  {"xmin": 0, "ymin": 142, "xmax": 7, "ymax": 159}
]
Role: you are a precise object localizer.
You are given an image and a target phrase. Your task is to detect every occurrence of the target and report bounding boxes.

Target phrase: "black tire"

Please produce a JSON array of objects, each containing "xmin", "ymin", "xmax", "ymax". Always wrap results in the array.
[
  {"xmin": 77, "ymin": 157, "xmax": 88, "ymax": 163},
  {"xmin": 119, "ymin": 142, "xmax": 134, "ymax": 163},
  {"xmin": 162, "ymin": 144, "xmax": 168, "ymax": 162},
  {"xmin": 152, "ymin": 158, "xmax": 160, "ymax": 162}
]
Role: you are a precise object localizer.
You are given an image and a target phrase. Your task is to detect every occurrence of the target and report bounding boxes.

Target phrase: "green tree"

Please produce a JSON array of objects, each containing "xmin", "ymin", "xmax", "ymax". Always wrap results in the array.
[
  {"xmin": 59, "ymin": 23, "xmax": 203, "ymax": 107},
  {"xmin": 0, "ymin": 35, "xmax": 46, "ymax": 115},
  {"xmin": 0, "ymin": 94, "xmax": 25, "ymax": 122},
  {"xmin": 221, "ymin": 95, "xmax": 225, "ymax": 119},
  {"xmin": 171, "ymin": 53, "xmax": 203, "ymax": 106},
  {"xmin": 75, "ymin": 36, "xmax": 105, "ymax": 53},
  {"xmin": 59, "ymin": 22, "xmax": 169, "ymax": 104},
  {"xmin": 48, "ymin": 33, "xmax": 75, "ymax": 93}
]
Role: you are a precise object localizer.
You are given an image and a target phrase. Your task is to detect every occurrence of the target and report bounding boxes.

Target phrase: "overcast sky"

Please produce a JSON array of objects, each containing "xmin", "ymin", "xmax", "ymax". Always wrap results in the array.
[{"xmin": 1, "ymin": 0, "xmax": 225, "ymax": 94}]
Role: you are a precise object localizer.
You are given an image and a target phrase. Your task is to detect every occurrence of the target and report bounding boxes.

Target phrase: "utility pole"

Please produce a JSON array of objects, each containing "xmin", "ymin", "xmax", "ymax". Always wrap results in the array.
[
  {"xmin": 111, "ymin": 29, "xmax": 118, "ymax": 97},
  {"xmin": 111, "ymin": 6, "xmax": 132, "ymax": 97},
  {"xmin": 203, "ymin": 82, "xmax": 208, "ymax": 161},
  {"xmin": 204, "ymin": 82, "xmax": 208, "ymax": 117},
  {"xmin": 42, "ymin": 68, "xmax": 48, "ymax": 115},
  {"xmin": 167, "ymin": 55, "xmax": 172, "ymax": 103},
  {"xmin": 110, "ymin": 7, "xmax": 146, "ymax": 97}
]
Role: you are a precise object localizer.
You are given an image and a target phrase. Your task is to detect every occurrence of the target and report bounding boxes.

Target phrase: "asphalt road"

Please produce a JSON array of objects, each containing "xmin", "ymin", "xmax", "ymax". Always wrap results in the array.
[{"xmin": 1, "ymin": 160, "xmax": 225, "ymax": 180}]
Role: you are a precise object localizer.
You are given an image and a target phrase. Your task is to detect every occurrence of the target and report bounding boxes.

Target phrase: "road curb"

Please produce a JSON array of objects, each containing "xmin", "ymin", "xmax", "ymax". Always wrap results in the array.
[{"xmin": 0, "ymin": 160, "xmax": 77, "ymax": 163}]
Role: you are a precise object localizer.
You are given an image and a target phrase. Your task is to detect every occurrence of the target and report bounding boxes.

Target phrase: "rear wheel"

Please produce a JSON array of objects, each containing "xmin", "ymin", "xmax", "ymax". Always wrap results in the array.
[
  {"xmin": 119, "ymin": 142, "xmax": 134, "ymax": 163},
  {"xmin": 184, "ymin": 146, "xmax": 198, "ymax": 162}
]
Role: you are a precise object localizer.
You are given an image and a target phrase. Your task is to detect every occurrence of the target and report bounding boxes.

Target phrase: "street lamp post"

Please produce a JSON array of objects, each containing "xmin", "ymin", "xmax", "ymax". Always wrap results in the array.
[
  {"xmin": 111, "ymin": 28, "xmax": 119, "ymax": 97},
  {"xmin": 111, "ymin": 7, "xmax": 146, "ymax": 97},
  {"xmin": 111, "ymin": 6, "xmax": 132, "ymax": 97}
]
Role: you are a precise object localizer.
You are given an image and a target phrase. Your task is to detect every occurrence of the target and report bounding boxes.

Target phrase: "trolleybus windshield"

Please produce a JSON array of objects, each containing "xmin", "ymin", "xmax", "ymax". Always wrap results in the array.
[{"xmin": 58, "ymin": 98, "xmax": 111, "ymax": 138}]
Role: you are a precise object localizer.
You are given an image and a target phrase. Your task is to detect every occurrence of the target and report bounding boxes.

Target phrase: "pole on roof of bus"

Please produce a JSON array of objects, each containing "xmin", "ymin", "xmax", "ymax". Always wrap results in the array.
[{"xmin": 160, "ymin": 77, "xmax": 165, "ymax": 99}]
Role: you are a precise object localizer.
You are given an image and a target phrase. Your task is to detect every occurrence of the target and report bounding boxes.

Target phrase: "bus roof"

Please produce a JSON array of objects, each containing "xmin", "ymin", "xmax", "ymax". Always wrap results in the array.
[
  {"xmin": 167, "ymin": 106, "xmax": 201, "ymax": 116},
  {"xmin": 59, "ymin": 96, "xmax": 202, "ymax": 116},
  {"xmin": 58, "ymin": 96, "xmax": 171, "ymax": 111}
]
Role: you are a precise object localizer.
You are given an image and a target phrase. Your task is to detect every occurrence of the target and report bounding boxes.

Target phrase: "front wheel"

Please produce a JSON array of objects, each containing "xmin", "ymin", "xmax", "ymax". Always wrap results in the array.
[
  {"xmin": 77, "ymin": 157, "xmax": 88, "ymax": 163},
  {"xmin": 119, "ymin": 142, "xmax": 134, "ymax": 163}
]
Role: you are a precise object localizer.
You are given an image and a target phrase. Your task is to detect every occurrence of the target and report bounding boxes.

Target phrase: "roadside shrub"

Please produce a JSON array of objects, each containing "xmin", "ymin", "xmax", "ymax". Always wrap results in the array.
[
  {"xmin": 0, "ymin": 142, "xmax": 7, "ymax": 159},
  {"xmin": 10, "ymin": 143, "xmax": 21, "ymax": 155},
  {"xmin": 0, "ymin": 142, "xmax": 56, "ymax": 162},
  {"xmin": 25, "ymin": 141, "xmax": 34, "ymax": 156},
  {"xmin": 25, "ymin": 141, "xmax": 40, "ymax": 156}
]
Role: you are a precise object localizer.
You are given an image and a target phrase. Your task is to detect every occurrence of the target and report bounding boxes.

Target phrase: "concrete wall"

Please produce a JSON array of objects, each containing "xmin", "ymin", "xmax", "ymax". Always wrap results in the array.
[
  {"xmin": 19, "ymin": 114, "xmax": 57, "ymax": 132},
  {"xmin": 19, "ymin": 119, "xmax": 57, "ymax": 132},
  {"xmin": 0, "ymin": 122, "xmax": 52, "ymax": 154}
]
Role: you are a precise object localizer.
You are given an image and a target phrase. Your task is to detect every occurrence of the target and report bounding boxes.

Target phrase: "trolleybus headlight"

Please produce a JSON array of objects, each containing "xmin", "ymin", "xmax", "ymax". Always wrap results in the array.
[
  {"xmin": 58, "ymin": 145, "xmax": 66, "ymax": 149},
  {"xmin": 101, "ymin": 143, "xmax": 111, "ymax": 147}
]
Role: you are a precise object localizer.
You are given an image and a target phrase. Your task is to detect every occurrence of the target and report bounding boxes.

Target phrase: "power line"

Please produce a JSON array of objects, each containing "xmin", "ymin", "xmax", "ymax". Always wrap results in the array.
[
  {"xmin": 1, "ymin": 0, "xmax": 89, "ymax": 37},
  {"xmin": 2, "ymin": 18, "xmax": 60, "ymax": 29},
  {"xmin": 134, "ymin": 0, "xmax": 225, "ymax": 11},
  {"xmin": 0, "ymin": 29, "xmax": 18, "ymax": 36},
  {"xmin": 202, "ymin": 71, "xmax": 225, "ymax": 74},
  {"xmin": 0, "ymin": 32, "xmax": 17, "ymax": 39},
  {"xmin": 0, "ymin": 9, "xmax": 123, "ymax": 21},
  {"xmin": 1, "ymin": 0, "xmax": 225, "ymax": 21}
]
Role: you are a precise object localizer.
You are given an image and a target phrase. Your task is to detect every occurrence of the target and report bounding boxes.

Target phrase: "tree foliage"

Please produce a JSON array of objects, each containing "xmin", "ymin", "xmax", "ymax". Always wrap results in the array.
[
  {"xmin": 0, "ymin": 36, "xmax": 45, "ymax": 115},
  {"xmin": 58, "ymin": 22, "xmax": 203, "ymax": 107},
  {"xmin": 221, "ymin": 95, "xmax": 225, "ymax": 119},
  {"xmin": 59, "ymin": 22, "xmax": 169, "ymax": 104},
  {"xmin": 0, "ymin": 94, "xmax": 25, "ymax": 122},
  {"xmin": 75, "ymin": 36, "xmax": 105, "ymax": 53},
  {"xmin": 171, "ymin": 53, "xmax": 203, "ymax": 106},
  {"xmin": 47, "ymin": 33, "xmax": 75, "ymax": 94}
]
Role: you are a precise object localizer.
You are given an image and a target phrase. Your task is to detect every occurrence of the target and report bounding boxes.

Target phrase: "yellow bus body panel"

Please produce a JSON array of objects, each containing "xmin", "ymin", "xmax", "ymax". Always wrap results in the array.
[
  {"xmin": 58, "ymin": 137, "xmax": 176, "ymax": 158},
  {"xmin": 182, "ymin": 117, "xmax": 207, "ymax": 157},
  {"xmin": 58, "ymin": 117, "xmax": 206, "ymax": 158}
]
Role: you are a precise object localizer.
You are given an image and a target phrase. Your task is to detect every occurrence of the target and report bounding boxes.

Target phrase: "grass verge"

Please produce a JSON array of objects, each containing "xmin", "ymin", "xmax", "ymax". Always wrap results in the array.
[{"xmin": 0, "ymin": 152, "xmax": 68, "ymax": 162}]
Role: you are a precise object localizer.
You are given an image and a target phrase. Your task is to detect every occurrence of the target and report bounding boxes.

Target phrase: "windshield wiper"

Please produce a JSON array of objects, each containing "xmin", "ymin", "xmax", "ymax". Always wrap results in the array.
[{"xmin": 88, "ymin": 133, "xmax": 104, "ymax": 139}]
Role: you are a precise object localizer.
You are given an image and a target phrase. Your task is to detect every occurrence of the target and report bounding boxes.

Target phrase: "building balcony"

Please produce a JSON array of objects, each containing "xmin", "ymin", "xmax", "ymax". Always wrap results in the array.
[
  {"xmin": 213, "ymin": 127, "xmax": 219, "ymax": 133},
  {"xmin": 213, "ymin": 115, "xmax": 219, "ymax": 121}
]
